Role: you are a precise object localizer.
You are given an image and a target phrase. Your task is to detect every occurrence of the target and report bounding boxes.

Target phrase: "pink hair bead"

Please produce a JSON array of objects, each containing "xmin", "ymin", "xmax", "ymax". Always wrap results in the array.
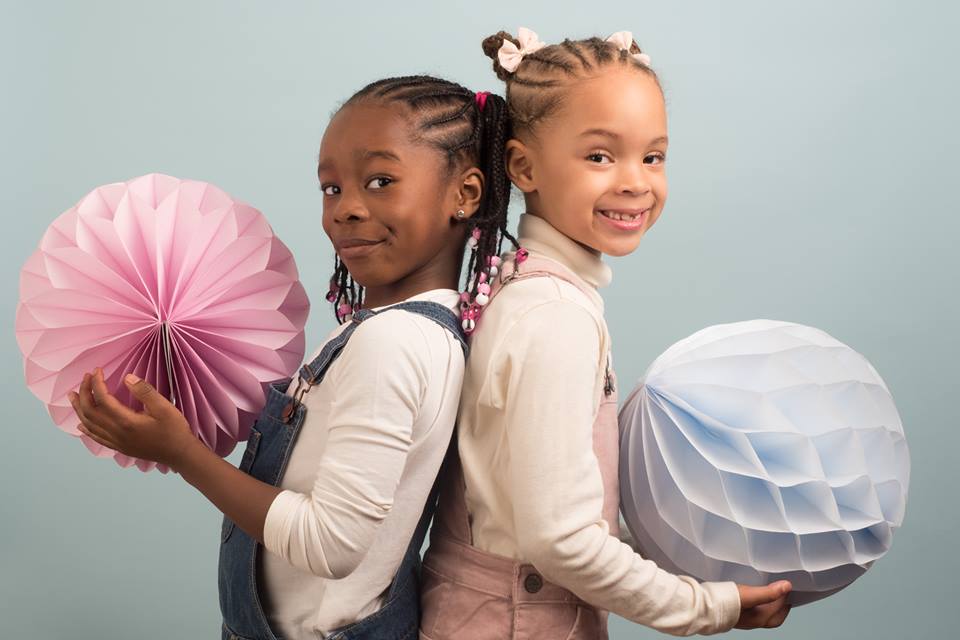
[
  {"xmin": 477, "ymin": 283, "xmax": 491, "ymax": 295},
  {"xmin": 515, "ymin": 247, "xmax": 529, "ymax": 264}
]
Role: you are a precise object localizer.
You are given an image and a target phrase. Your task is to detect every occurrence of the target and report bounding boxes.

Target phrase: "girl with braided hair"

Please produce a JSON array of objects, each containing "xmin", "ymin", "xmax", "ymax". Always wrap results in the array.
[
  {"xmin": 70, "ymin": 74, "xmax": 513, "ymax": 640},
  {"xmin": 419, "ymin": 30, "xmax": 792, "ymax": 639}
]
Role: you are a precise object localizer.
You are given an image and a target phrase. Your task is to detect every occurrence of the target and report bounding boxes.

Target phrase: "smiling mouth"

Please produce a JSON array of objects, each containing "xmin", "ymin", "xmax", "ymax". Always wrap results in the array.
[
  {"xmin": 597, "ymin": 208, "xmax": 650, "ymax": 222},
  {"xmin": 336, "ymin": 238, "xmax": 386, "ymax": 258}
]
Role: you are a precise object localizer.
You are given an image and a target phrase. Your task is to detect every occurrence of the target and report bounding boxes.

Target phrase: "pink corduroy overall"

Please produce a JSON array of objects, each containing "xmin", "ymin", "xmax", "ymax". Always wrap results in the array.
[{"xmin": 420, "ymin": 254, "xmax": 620, "ymax": 640}]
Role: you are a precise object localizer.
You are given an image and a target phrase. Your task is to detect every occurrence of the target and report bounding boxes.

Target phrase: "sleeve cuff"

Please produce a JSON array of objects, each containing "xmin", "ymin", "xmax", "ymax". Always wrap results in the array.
[
  {"xmin": 705, "ymin": 581, "xmax": 741, "ymax": 633},
  {"xmin": 262, "ymin": 489, "xmax": 306, "ymax": 559}
]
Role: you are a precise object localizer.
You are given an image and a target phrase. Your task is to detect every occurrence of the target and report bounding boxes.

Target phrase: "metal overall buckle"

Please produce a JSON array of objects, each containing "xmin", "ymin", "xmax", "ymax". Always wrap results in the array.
[{"xmin": 281, "ymin": 375, "xmax": 314, "ymax": 423}]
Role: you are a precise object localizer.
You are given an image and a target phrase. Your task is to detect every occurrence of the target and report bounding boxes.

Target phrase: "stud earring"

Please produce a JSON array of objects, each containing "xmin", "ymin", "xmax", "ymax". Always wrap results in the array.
[{"xmin": 456, "ymin": 209, "xmax": 466, "ymax": 219}]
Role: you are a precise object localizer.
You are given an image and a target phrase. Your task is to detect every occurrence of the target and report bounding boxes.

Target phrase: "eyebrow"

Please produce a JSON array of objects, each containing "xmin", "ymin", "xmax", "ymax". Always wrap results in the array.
[
  {"xmin": 317, "ymin": 148, "xmax": 402, "ymax": 175},
  {"xmin": 578, "ymin": 128, "xmax": 669, "ymax": 146},
  {"xmin": 357, "ymin": 149, "xmax": 402, "ymax": 163}
]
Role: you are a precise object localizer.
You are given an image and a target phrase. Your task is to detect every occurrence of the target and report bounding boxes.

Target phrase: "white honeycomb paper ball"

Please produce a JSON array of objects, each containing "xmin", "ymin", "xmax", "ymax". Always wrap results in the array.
[{"xmin": 619, "ymin": 320, "xmax": 909, "ymax": 604}]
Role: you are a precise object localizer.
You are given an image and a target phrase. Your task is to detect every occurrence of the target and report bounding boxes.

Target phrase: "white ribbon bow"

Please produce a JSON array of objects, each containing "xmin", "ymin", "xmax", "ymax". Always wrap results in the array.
[
  {"xmin": 606, "ymin": 30, "xmax": 652, "ymax": 66},
  {"xmin": 498, "ymin": 27, "xmax": 547, "ymax": 73}
]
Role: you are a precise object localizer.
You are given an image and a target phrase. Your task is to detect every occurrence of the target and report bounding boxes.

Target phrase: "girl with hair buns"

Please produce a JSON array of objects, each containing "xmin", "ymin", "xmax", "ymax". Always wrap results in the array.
[
  {"xmin": 419, "ymin": 30, "xmax": 793, "ymax": 639},
  {"xmin": 70, "ymin": 75, "xmax": 515, "ymax": 640}
]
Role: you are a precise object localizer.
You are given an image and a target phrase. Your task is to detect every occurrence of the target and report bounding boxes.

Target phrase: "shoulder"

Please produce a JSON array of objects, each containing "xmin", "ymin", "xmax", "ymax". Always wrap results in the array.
[
  {"xmin": 483, "ymin": 276, "xmax": 603, "ymax": 352},
  {"xmin": 509, "ymin": 299, "xmax": 602, "ymax": 355},
  {"xmin": 345, "ymin": 304, "xmax": 464, "ymax": 373},
  {"xmin": 495, "ymin": 271, "xmax": 597, "ymax": 314},
  {"xmin": 475, "ymin": 293, "xmax": 602, "ymax": 370}
]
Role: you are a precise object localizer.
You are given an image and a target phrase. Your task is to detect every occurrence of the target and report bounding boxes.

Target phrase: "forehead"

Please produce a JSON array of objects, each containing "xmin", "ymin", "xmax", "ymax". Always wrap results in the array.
[
  {"xmin": 317, "ymin": 102, "xmax": 452, "ymax": 173},
  {"xmin": 318, "ymin": 102, "xmax": 420, "ymax": 163},
  {"xmin": 544, "ymin": 69, "xmax": 667, "ymax": 140}
]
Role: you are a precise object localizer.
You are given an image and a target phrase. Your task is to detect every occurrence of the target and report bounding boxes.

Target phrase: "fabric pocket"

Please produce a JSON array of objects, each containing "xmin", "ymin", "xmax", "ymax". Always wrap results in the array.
[
  {"xmin": 563, "ymin": 605, "xmax": 605, "ymax": 640},
  {"xmin": 220, "ymin": 428, "xmax": 263, "ymax": 543}
]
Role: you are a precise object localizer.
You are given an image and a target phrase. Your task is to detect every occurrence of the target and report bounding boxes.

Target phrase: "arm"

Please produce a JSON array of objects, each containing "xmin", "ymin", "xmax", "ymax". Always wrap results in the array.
[
  {"xmin": 501, "ymin": 301, "xmax": 742, "ymax": 635},
  {"xmin": 262, "ymin": 315, "xmax": 430, "ymax": 577},
  {"xmin": 72, "ymin": 369, "xmax": 281, "ymax": 543},
  {"xmin": 71, "ymin": 313, "xmax": 433, "ymax": 579}
]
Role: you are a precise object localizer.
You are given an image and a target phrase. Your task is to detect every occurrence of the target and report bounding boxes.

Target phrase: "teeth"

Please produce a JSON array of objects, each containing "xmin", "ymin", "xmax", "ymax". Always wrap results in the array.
[{"xmin": 600, "ymin": 210, "xmax": 641, "ymax": 222}]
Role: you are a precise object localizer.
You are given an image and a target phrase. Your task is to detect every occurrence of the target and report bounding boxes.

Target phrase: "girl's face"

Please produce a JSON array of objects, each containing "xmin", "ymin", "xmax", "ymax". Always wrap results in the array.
[
  {"xmin": 507, "ymin": 68, "xmax": 668, "ymax": 257},
  {"xmin": 318, "ymin": 102, "xmax": 481, "ymax": 307}
]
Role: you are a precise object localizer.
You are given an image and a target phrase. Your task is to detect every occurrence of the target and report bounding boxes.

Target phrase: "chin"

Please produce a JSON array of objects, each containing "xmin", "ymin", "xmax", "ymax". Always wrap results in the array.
[
  {"xmin": 599, "ymin": 236, "xmax": 645, "ymax": 257},
  {"xmin": 339, "ymin": 267, "xmax": 376, "ymax": 289}
]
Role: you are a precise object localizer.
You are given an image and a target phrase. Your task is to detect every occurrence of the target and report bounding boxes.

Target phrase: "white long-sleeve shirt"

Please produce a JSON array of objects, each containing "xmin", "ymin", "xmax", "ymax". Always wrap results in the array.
[
  {"xmin": 259, "ymin": 289, "xmax": 464, "ymax": 639},
  {"xmin": 457, "ymin": 214, "xmax": 741, "ymax": 635}
]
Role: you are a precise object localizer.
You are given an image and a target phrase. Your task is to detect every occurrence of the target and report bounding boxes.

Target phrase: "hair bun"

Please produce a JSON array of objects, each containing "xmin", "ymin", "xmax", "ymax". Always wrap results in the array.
[{"xmin": 481, "ymin": 31, "xmax": 520, "ymax": 81}]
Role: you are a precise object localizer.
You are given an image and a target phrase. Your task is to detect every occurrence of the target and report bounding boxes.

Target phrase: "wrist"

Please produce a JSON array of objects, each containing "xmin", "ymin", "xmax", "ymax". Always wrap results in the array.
[{"xmin": 167, "ymin": 433, "xmax": 206, "ymax": 473}]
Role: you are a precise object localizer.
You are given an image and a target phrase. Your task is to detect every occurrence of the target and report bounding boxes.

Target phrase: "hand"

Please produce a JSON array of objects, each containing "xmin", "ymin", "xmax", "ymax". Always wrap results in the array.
[
  {"xmin": 68, "ymin": 368, "xmax": 198, "ymax": 469},
  {"xmin": 735, "ymin": 580, "xmax": 792, "ymax": 630}
]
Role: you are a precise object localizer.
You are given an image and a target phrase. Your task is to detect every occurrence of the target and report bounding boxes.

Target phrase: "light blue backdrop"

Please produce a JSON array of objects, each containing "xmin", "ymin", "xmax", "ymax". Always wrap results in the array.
[{"xmin": 2, "ymin": 1, "xmax": 955, "ymax": 638}]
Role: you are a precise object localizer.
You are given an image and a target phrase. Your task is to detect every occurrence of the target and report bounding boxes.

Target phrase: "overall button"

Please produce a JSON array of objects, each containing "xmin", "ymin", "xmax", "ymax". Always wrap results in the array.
[{"xmin": 524, "ymin": 572, "xmax": 543, "ymax": 594}]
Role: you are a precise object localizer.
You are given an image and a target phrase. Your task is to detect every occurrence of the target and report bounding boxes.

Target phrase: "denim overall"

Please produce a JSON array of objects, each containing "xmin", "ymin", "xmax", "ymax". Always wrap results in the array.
[{"xmin": 219, "ymin": 301, "xmax": 467, "ymax": 640}]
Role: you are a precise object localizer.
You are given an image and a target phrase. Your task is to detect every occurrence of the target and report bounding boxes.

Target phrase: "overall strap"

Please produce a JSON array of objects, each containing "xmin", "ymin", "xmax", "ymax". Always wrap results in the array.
[
  {"xmin": 291, "ymin": 301, "xmax": 466, "ymax": 413},
  {"xmin": 494, "ymin": 253, "xmax": 615, "ymax": 397},
  {"xmin": 380, "ymin": 300, "xmax": 468, "ymax": 357},
  {"xmin": 496, "ymin": 253, "xmax": 596, "ymax": 300}
]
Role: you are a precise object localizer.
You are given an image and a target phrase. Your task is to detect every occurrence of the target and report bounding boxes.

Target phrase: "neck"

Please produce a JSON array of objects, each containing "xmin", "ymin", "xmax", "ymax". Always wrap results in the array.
[{"xmin": 361, "ymin": 254, "xmax": 463, "ymax": 309}]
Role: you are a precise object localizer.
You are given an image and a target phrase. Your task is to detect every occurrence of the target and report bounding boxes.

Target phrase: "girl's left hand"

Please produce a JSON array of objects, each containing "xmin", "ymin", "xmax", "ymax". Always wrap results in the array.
[{"xmin": 68, "ymin": 368, "xmax": 198, "ymax": 469}]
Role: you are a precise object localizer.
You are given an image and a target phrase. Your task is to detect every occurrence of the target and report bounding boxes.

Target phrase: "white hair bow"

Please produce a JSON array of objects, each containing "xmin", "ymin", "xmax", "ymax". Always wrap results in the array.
[
  {"xmin": 606, "ymin": 30, "xmax": 652, "ymax": 66},
  {"xmin": 498, "ymin": 27, "xmax": 547, "ymax": 73}
]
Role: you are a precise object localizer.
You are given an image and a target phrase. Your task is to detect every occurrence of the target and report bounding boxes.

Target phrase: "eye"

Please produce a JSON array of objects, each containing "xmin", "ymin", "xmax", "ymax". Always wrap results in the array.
[
  {"xmin": 366, "ymin": 176, "xmax": 394, "ymax": 190},
  {"xmin": 320, "ymin": 184, "xmax": 340, "ymax": 196},
  {"xmin": 586, "ymin": 152, "xmax": 613, "ymax": 164},
  {"xmin": 644, "ymin": 152, "xmax": 666, "ymax": 165}
]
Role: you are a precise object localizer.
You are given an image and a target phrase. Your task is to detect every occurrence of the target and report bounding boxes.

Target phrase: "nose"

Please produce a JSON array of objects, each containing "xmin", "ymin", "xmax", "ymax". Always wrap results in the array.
[
  {"xmin": 329, "ymin": 190, "xmax": 370, "ymax": 224},
  {"xmin": 616, "ymin": 160, "xmax": 651, "ymax": 197}
]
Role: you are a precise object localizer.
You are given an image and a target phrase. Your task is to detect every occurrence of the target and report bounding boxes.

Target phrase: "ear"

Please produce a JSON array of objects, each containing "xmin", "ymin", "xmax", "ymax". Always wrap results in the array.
[
  {"xmin": 451, "ymin": 166, "xmax": 484, "ymax": 221},
  {"xmin": 505, "ymin": 138, "xmax": 536, "ymax": 193}
]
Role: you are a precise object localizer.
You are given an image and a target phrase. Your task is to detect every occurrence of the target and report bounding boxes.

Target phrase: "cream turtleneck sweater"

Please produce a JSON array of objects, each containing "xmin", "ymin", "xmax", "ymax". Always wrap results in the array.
[{"xmin": 456, "ymin": 213, "xmax": 741, "ymax": 635}]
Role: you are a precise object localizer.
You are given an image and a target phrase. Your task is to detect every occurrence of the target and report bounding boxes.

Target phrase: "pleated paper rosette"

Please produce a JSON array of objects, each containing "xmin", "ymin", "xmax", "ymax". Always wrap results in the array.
[
  {"xmin": 619, "ymin": 320, "xmax": 909, "ymax": 604},
  {"xmin": 16, "ymin": 174, "xmax": 309, "ymax": 472}
]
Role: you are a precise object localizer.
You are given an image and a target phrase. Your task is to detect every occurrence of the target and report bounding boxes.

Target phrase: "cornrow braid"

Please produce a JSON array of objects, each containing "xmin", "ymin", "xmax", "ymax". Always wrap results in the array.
[
  {"xmin": 323, "ymin": 75, "xmax": 515, "ymax": 328},
  {"xmin": 481, "ymin": 32, "xmax": 660, "ymax": 137}
]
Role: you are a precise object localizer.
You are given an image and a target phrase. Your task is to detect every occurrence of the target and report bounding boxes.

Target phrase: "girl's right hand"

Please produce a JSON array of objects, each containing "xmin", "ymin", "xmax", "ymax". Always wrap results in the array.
[{"xmin": 735, "ymin": 580, "xmax": 792, "ymax": 629}]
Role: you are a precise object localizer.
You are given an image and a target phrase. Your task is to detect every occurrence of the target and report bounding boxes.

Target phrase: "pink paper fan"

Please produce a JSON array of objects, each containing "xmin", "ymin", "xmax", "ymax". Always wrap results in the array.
[{"xmin": 16, "ymin": 173, "xmax": 309, "ymax": 472}]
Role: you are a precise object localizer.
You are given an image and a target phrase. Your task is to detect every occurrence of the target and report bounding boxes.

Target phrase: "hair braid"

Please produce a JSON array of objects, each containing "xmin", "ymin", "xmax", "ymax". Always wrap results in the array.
[{"xmin": 481, "ymin": 32, "xmax": 660, "ymax": 137}]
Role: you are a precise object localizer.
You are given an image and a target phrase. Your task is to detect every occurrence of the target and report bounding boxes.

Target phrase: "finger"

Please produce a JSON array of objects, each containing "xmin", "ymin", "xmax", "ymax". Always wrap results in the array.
[
  {"xmin": 91, "ymin": 367, "xmax": 143, "ymax": 426},
  {"xmin": 76, "ymin": 373, "xmax": 121, "ymax": 431},
  {"xmin": 739, "ymin": 581, "xmax": 791, "ymax": 608},
  {"xmin": 124, "ymin": 373, "xmax": 171, "ymax": 417},
  {"xmin": 750, "ymin": 595, "xmax": 789, "ymax": 627},
  {"xmin": 70, "ymin": 392, "xmax": 119, "ymax": 447},
  {"xmin": 69, "ymin": 390, "xmax": 90, "ymax": 425},
  {"xmin": 78, "ymin": 372, "xmax": 95, "ymax": 407},
  {"xmin": 77, "ymin": 423, "xmax": 119, "ymax": 451},
  {"xmin": 766, "ymin": 603, "xmax": 792, "ymax": 628}
]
